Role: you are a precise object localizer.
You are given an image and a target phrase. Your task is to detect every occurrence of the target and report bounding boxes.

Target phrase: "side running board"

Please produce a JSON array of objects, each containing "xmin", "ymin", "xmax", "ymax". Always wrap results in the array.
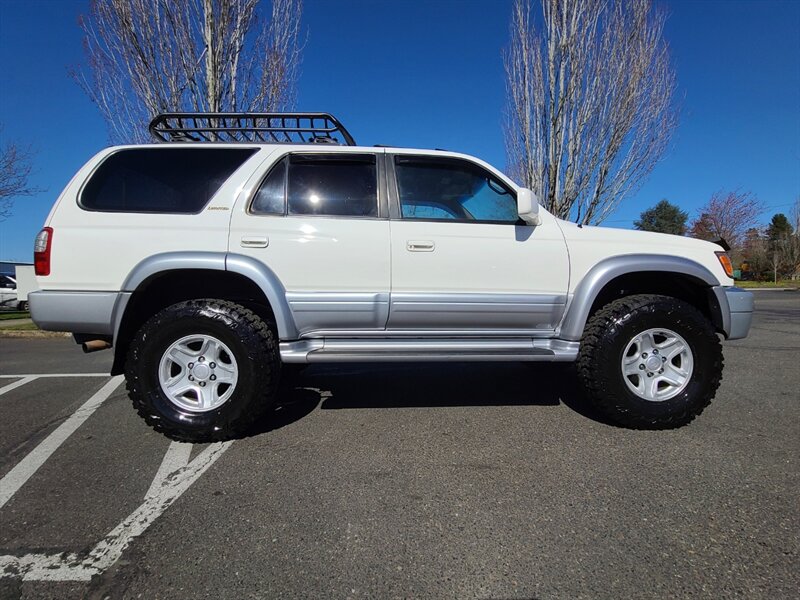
[{"xmin": 280, "ymin": 338, "xmax": 579, "ymax": 363}]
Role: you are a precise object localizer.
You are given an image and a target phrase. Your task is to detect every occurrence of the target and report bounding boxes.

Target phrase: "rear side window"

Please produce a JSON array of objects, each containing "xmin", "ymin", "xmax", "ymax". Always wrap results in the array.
[
  {"xmin": 250, "ymin": 153, "xmax": 378, "ymax": 217},
  {"xmin": 81, "ymin": 148, "xmax": 256, "ymax": 213}
]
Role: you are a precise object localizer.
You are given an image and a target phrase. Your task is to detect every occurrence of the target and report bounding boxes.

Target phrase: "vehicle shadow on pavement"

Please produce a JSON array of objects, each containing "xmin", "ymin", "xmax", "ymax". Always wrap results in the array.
[{"xmin": 245, "ymin": 362, "xmax": 614, "ymax": 438}]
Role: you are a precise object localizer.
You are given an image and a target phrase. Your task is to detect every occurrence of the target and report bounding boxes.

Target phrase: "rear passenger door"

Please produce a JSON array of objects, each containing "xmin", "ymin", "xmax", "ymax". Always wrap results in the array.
[{"xmin": 229, "ymin": 150, "xmax": 391, "ymax": 337}]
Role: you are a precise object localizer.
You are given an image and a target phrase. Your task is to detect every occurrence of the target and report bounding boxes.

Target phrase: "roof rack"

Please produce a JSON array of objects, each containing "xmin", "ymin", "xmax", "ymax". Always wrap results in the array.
[{"xmin": 148, "ymin": 112, "xmax": 357, "ymax": 146}]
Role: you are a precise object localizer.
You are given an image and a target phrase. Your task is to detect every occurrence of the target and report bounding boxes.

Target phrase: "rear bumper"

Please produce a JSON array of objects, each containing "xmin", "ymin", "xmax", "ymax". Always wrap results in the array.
[
  {"xmin": 712, "ymin": 286, "xmax": 754, "ymax": 340},
  {"xmin": 29, "ymin": 290, "xmax": 128, "ymax": 338}
]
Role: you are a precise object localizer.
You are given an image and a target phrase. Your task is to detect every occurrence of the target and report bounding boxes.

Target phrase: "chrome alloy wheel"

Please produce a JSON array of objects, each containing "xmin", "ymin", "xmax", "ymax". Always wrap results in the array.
[
  {"xmin": 158, "ymin": 334, "xmax": 239, "ymax": 412},
  {"xmin": 621, "ymin": 328, "xmax": 694, "ymax": 402}
]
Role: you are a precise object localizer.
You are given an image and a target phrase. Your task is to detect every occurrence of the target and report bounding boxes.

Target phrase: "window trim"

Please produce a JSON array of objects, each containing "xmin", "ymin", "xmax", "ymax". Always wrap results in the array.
[
  {"xmin": 388, "ymin": 154, "xmax": 524, "ymax": 226},
  {"xmin": 77, "ymin": 146, "xmax": 259, "ymax": 215},
  {"xmin": 246, "ymin": 150, "xmax": 389, "ymax": 220}
]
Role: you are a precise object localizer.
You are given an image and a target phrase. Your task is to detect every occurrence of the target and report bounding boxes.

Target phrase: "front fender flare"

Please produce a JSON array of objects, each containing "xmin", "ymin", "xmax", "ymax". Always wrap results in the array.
[{"xmin": 558, "ymin": 254, "xmax": 721, "ymax": 341}]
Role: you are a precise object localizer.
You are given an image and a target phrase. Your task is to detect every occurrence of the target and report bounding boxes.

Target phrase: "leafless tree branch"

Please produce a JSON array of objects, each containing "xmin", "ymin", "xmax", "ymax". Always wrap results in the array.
[
  {"xmin": 504, "ymin": 0, "xmax": 677, "ymax": 224},
  {"xmin": 688, "ymin": 189, "xmax": 764, "ymax": 255},
  {"xmin": 72, "ymin": 0, "xmax": 303, "ymax": 144},
  {"xmin": 0, "ymin": 127, "xmax": 42, "ymax": 221}
]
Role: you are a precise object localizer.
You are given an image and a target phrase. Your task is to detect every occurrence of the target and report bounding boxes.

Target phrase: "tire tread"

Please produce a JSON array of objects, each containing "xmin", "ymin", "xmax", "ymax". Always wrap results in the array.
[
  {"xmin": 125, "ymin": 299, "xmax": 279, "ymax": 442},
  {"xmin": 576, "ymin": 294, "xmax": 723, "ymax": 429}
]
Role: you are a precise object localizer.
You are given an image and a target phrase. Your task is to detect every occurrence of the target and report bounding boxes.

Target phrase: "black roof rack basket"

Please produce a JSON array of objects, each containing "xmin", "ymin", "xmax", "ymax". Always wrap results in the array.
[{"xmin": 148, "ymin": 112, "xmax": 356, "ymax": 146}]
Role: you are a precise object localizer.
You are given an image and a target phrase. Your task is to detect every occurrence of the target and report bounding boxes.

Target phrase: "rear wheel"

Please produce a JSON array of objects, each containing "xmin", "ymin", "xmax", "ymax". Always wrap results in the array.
[
  {"xmin": 576, "ymin": 294, "xmax": 723, "ymax": 429},
  {"xmin": 125, "ymin": 299, "xmax": 280, "ymax": 442}
]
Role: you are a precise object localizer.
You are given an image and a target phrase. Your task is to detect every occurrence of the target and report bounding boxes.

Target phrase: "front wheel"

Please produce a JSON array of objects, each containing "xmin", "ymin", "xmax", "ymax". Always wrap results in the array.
[
  {"xmin": 125, "ymin": 299, "xmax": 280, "ymax": 442},
  {"xmin": 576, "ymin": 294, "xmax": 723, "ymax": 429}
]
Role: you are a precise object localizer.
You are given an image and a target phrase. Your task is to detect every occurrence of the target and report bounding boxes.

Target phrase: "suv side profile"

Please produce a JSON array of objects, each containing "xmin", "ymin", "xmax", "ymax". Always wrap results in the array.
[{"xmin": 30, "ymin": 113, "xmax": 753, "ymax": 441}]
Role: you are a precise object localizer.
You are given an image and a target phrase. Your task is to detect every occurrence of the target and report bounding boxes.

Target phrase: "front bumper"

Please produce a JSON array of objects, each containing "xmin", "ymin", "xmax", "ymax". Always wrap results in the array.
[{"xmin": 712, "ymin": 286, "xmax": 754, "ymax": 340}]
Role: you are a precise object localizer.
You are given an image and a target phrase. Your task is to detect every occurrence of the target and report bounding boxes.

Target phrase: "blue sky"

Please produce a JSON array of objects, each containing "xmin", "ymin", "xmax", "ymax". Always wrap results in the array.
[{"xmin": 0, "ymin": 0, "xmax": 798, "ymax": 262}]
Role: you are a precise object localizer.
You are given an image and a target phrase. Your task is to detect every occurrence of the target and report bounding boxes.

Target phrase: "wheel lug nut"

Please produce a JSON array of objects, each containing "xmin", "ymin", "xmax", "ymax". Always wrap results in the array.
[
  {"xmin": 188, "ymin": 363, "xmax": 194, "ymax": 369},
  {"xmin": 638, "ymin": 364, "xmax": 645, "ymax": 370},
  {"xmin": 210, "ymin": 374, "xmax": 217, "ymax": 381},
  {"xmin": 662, "ymin": 357, "xmax": 667, "ymax": 362},
  {"xmin": 647, "ymin": 372, "xmax": 653, "ymax": 377},
  {"xmin": 199, "ymin": 381, "xmax": 206, "ymax": 387},
  {"xmin": 210, "ymin": 362, "xmax": 216, "ymax": 369},
  {"xmin": 641, "ymin": 353, "xmax": 648, "ymax": 358},
  {"xmin": 653, "ymin": 349, "xmax": 659, "ymax": 355},
  {"xmin": 188, "ymin": 375, "xmax": 194, "ymax": 381},
  {"xmin": 198, "ymin": 356, "xmax": 205, "ymax": 362},
  {"xmin": 659, "ymin": 369, "xmax": 664, "ymax": 374}
]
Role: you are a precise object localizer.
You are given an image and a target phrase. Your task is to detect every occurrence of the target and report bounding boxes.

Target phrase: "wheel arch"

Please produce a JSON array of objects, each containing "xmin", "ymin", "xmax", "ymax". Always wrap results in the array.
[
  {"xmin": 559, "ymin": 254, "xmax": 725, "ymax": 341},
  {"xmin": 110, "ymin": 252, "xmax": 296, "ymax": 375}
]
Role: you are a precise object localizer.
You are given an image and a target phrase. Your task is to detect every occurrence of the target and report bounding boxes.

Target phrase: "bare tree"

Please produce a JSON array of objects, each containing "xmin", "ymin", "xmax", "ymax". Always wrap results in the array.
[
  {"xmin": 74, "ymin": 0, "xmax": 303, "ymax": 144},
  {"xmin": 688, "ymin": 190, "xmax": 764, "ymax": 256},
  {"xmin": 774, "ymin": 199, "xmax": 800, "ymax": 280},
  {"xmin": 0, "ymin": 129, "xmax": 41, "ymax": 221},
  {"xmin": 741, "ymin": 227, "xmax": 768, "ymax": 280},
  {"xmin": 504, "ymin": 0, "xmax": 677, "ymax": 224}
]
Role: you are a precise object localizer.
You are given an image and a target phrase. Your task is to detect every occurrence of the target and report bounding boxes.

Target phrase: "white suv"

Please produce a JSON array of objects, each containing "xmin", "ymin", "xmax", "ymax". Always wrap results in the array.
[{"xmin": 30, "ymin": 113, "xmax": 753, "ymax": 441}]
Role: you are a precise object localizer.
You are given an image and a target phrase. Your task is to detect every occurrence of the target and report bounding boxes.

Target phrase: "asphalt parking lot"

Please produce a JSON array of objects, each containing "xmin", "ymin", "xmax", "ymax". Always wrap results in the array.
[{"xmin": 0, "ymin": 290, "xmax": 798, "ymax": 599}]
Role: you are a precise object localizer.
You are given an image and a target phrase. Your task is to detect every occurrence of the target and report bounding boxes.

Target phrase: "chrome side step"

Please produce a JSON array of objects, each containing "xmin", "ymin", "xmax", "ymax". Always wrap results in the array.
[{"xmin": 280, "ymin": 338, "xmax": 579, "ymax": 363}]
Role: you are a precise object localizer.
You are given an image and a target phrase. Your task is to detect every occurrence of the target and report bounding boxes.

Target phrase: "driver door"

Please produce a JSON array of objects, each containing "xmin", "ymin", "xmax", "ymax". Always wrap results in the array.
[{"xmin": 386, "ymin": 153, "xmax": 569, "ymax": 333}]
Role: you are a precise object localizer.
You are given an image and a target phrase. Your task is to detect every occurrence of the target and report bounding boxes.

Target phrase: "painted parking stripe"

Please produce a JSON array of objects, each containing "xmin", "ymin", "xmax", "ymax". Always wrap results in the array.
[
  {"xmin": 0, "ymin": 376, "xmax": 38, "ymax": 396},
  {"xmin": 0, "ymin": 441, "xmax": 232, "ymax": 581},
  {"xmin": 0, "ymin": 376, "xmax": 123, "ymax": 509},
  {"xmin": 0, "ymin": 373, "xmax": 110, "ymax": 378}
]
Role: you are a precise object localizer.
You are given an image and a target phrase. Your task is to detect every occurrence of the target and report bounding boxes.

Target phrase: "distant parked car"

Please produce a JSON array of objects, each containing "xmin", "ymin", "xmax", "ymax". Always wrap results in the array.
[{"xmin": 0, "ymin": 274, "xmax": 18, "ymax": 309}]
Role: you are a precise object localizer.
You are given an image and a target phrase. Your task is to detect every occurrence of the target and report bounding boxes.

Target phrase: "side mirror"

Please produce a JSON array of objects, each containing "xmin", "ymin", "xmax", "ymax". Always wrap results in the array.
[{"xmin": 517, "ymin": 188, "xmax": 541, "ymax": 226}]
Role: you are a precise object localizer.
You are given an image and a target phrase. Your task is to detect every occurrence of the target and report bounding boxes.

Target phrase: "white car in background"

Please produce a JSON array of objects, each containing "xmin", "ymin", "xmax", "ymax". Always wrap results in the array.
[{"xmin": 0, "ymin": 274, "xmax": 18, "ymax": 309}]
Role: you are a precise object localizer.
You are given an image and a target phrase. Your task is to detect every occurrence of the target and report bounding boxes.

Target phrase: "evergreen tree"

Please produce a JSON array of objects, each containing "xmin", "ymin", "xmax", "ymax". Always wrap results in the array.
[
  {"xmin": 634, "ymin": 199, "xmax": 688, "ymax": 235},
  {"xmin": 766, "ymin": 213, "xmax": 794, "ymax": 247}
]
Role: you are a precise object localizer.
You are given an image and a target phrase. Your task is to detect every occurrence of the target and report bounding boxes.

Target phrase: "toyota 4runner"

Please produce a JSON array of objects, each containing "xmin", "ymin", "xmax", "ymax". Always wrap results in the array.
[{"xmin": 29, "ymin": 113, "xmax": 753, "ymax": 441}]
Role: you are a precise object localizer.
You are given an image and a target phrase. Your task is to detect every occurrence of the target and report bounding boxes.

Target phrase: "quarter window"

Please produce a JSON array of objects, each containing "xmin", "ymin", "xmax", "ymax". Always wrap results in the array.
[
  {"xmin": 81, "ymin": 148, "xmax": 256, "ymax": 213},
  {"xmin": 251, "ymin": 157, "xmax": 287, "ymax": 214},
  {"xmin": 395, "ymin": 157, "xmax": 518, "ymax": 224}
]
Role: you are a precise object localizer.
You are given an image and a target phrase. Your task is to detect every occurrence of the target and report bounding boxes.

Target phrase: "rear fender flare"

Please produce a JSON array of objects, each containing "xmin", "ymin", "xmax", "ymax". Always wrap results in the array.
[{"xmin": 119, "ymin": 251, "xmax": 297, "ymax": 340}]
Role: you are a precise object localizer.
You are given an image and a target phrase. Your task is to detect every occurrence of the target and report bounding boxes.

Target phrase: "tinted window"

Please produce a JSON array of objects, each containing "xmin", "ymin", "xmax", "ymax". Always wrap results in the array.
[
  {"xmin": 251, "ymin": 157, "xmax": 287, "ymax": 214},
  {"xmin": 287, "ymin": 154, "xmax": 377, "ymax": 217},
  {"xmin": 81, "ymin": 148, "xmax": 256, "ymax": 213},
  {"xmin": 396, "ymin": 157, "xmax": 518, "ymax": 223}
]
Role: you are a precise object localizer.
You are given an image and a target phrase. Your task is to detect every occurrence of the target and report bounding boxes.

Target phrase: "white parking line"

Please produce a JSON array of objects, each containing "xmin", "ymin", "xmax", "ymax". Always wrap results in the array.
[
  {"xmin": 0, "ymin": 376, "xmax": 38, "ymax": 396},
  {"xmin": 0, "ymin": 376, "xmax": 123, "ymax": 509},
  {"xmin": 0, "ymin": 441, "xmax": 232, "ymax": 581},
  {"xmin": 0, "ymin": 373, "xmax": 110, "ymax": 378}
]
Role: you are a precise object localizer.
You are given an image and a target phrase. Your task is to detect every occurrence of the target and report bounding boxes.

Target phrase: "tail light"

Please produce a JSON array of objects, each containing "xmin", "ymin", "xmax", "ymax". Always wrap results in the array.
[
  {"xmin": 715, "ymin": 251, "xmax": 733, "ymax": 279},
  {"xmin": 34, "ymin": 227, "xmax": 53, "ymax": 276}
]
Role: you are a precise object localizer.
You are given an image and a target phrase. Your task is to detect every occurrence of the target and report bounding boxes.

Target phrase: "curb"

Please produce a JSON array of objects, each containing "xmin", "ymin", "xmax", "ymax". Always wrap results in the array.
[{"xmin": 0, "ymin": 330, "xmax": 71, "ymax": 339}]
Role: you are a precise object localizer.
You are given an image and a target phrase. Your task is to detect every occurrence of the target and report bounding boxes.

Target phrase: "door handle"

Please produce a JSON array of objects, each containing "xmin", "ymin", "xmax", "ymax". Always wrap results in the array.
[
  {"xmin": 241, "ymin": 236, "xmax": 269, "ymax": 248},
  {"xmin": 407, "ymin": 240, "xmax": 435, "ymax": 252}
]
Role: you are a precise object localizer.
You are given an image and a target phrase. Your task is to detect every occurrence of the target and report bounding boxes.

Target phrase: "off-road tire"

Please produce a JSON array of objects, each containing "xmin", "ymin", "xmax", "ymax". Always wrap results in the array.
[
  {"xmin": 125, "ymin": 299, "xmax": 280, "ymax": 442},
  {"xmin": 576, "ymin": 294, "xmax": 723, "ymax": 429}
]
